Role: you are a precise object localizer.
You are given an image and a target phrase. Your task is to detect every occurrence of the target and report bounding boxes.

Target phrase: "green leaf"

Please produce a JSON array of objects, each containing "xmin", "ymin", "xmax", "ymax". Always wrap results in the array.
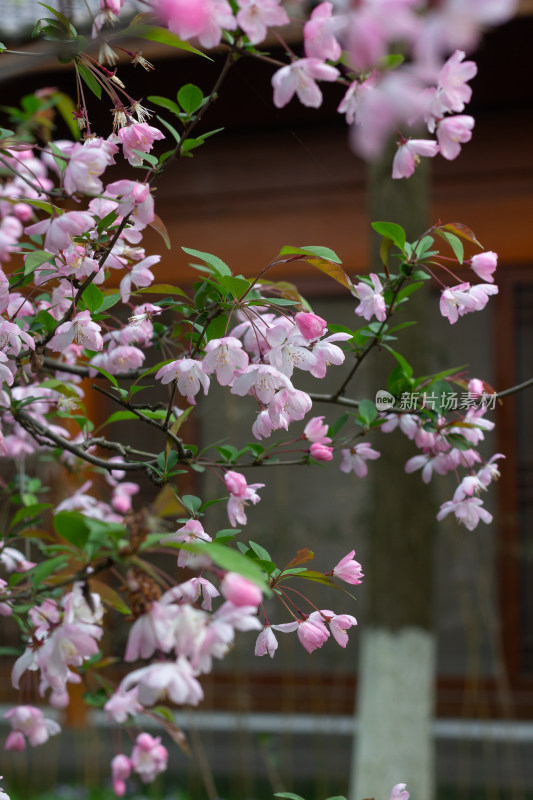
[
  {"xmin": 136, "ymin": 283, "xmax": 187, "ymax": 297},
  {"xmin": 183, "ymin": 542, "xmax": 271, "ymax": 594},
  {"xmin": 83, "ymin": 689, "xmax": 108, "ymax": 708},
  {"xmin": 0, "ymin": 43, "xmax": 5, "ymax": 53},
  {"xmin": 95, "ymin": 293, "xmax": 121, "ymax": 314},
  {"xmin": 383, "ymin": 345, "xmax": 413, "ymax": 378},
  {"xmin": 248, "ymin": 540, "xmax": 272, "ymax": 561},
  {"xmin": 218, "ymin": 274, "xmax": 251, "ymax": 300},
  {"xmin": 76, "ymin": 61, "xmax": 102, "ymax": 100},
  {"xmin": 181, "ymin": 494, "xmax": 202, "ymax": 515},
  {"xmin": 24, "ymin": 250, "xmax": 55, "ymax": 276},
  {"xmin": 147, "ymin": 95, "xmax": 182, "ymax": 115},
  {"xmin": 294, "ymin": 570, "xmax": 341, "ymax": 589},
  {"xmin": 32, "ymin": 309, "xmax": 56, "ymax": 335},
  {"xmin": 379, "ymin": 53, "xmax": 404, "ymax": 69},
  {"xmin": 278, "ymin": 245, "xmax": 341, "ymax": 264},
  {"xmin": 54, "ymin": 511, "xmax": 90, "ymax": 549},
  {"xmin": 435, "ymin": 229, "xmax": 464, "ymax": 264},
  {"xmin": 441, "ymin": 222, "xmax": 482, "ymax": 248},
  {"xmin": 371, "ymin": 222, "xmax": 406, "ymax": 252},
  {"xmin": 10, "ymin": 503, "xmax": 52, "ymax": 530},
  {"xmin": 132, "ymin": 149, "xmax": 159, "ymax": 167},
  {"xmin": 156, "ymin": 114, "xmax": 181, "ymax": 144},
  {"xmin": 30, "ymin": 555, "xmax": 70, "ymax": 588},
  {"xmin": 395, "ymin": 281, "xmax": 424, "ymax": 303},
  {"xmin": 205, "ymin": 313, "xmax": 229, "ymax": 341},
  {"xmin": 47, "ymin": 141, "xmax": 69, "ymax": 174},
  {"xmin": 131, "ymin": 25, "xmax": 210, "ymax": 59},
  {"xmin": 274, "ymin": 793, "xmax": 307, "ymax": 800},
  {"xmin": 387, "ymin": 363, "xmax": 412, "ymax": 396},
  {"xmin": 182, "ymin": 247, "xmax": 232, "ymax": 277},
  {"xmin": 357, "ymin": 399, "xmax": 378, "ymax": 427},
  {"xmin": 78, "ymin": 282, "xmax": 103, "ymax": 313},
  {"xmin": 177, "ymin": 84, "xmax": 204, "ymax": 115},
  {"xmin": 90, "ymin": 365, "xmax": 118, "ymax": 388}
]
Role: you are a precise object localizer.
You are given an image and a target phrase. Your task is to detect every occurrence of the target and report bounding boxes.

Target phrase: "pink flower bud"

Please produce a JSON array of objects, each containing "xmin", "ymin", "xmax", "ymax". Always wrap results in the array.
[
  {"xmin": 5, "ymin": 731, "xmax": 25, "ymax": 751},
  {"xmin": 309, "ymin": 442, "xmax": 334, "ymax": 461},
  {"xmin": 468, "ymin": 378, "xmax": 484, "ymax": 397},
  {"xmin": 470, "ymin": 251, "xmax": 497, "ymax": 283},
  {"xmin": 295, "ymin": 311, "xmax": 327, "ymax": 340},
  {"xmin": 224, "ymin": 470, "xmax": 248, "ymax": 497},
  {"xmin": 221, "ymin": 572, "xmax": 263, "ymax": 607},
  {"xmin": 156, "ymin": 0, "xmax": 208, "ymax": 39}
]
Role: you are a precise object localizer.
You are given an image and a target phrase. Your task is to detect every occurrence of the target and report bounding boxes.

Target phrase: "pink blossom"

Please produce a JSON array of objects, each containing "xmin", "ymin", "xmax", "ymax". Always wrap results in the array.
[
  {"xmin": 304, "ymin": 2, "xmax": 342, "ymax": 62},
  {"xmin": 0, "ymin": 543, "xmax": 36, "ymax": 572},
  {"xmin": 225, "ymin": 470, "xmax": 264, "ymax": 528},
  {"xmin": 437, "ymin": 115, "xmax": 475, "ymax": 160},
  {"xmin": 437, "ymin": 50, "xmax": 477, "ymax": 114},
  {"xmin": 477, "ymin": 454, "xmax": 505, "ymax": 487},
  {"xmin": 155, "ymin": 357, "xmax": 210, "ymax": 404},
  {"xmin": 295, "ymin": 311, "xmax": 327, "ymax": 341},
  {"xmin": 317, "ymin": 609, "xmax": 357, "ymax": 648},
  {"xmin": 470, "ymin": 251, "xmax": 497, "ymax": 282},
  {"xmin": 310, "ymin": 442, "xmax": 333, "ymax": 461},
  {"xmin": 340, "ymin": 443, "xmax": 381, "ymax": 477},
  {"xmin": 25, "ymin": 211, "xmax": 95, "ymax": 254},
  {"xmin": 439, "ymin": 282, "xmax": 478, "ymax": 324},
  {"xmin": 106, "ymin": 346, "xmax": 145, "ymax": 375},
  {"xmin": 392, "ymin": 138, "xmax": 439, "ymax": 179},
  {"xmin": 265, "ymin": 325, "xmax": 317, "ymax": 378},
  {"xmin": 120, "ymin": 659, "xmax": 204, "ymax": 707},
  {"xmin": 119, "ymin": 255, "xmax": 160, "ymax": 302},
  {"xmin": 221, "ymin": 573, "xmax": 262, "ymax": 607},
  {"xmin": 118, "ymin": 124, "xmax": 165, "ymax": 167},
  {"xmin": 274, "ymin": 616, "xmax": 330, "ymax": 654},
  {"xmin": 252, "ymin": 409, "xmax": 275, "ymax": 440},
  {"xmin": 124, "ymin": 600, "xmax": 179, "ymax": 661},
  {"xmin": 268, "ymin": 387, "xmax": 313, "ymax": 430},
  {"xmin": 130, "ymin": 732, "xmax": 168, "ymax": 784},
  {"xmin": 106, "ymin": 180, "xmax": 154, "ymax": 225},
  {"xmin": 167, "ymin": 519, "xmax": 212, "ymax": 567},
  {"xmin": 157, "ymin": 0, "xmax": 208, "ymax": 39},
  {"xmin": 48, "ymin": 310, "xmax": 103, "ymax": 352},
  {"xmin": 437, "ymin": 496, "xmax": 493, "ymax": 530},
  {"xmin": 0, "ymin": 776, "xmax": 10, "ymax": 800},
  {"xmin": 105, "ymin": 687, "xmax": 143, "ymax": 724},
  {"xmin": 405, "ymin": 451, "xmax": 455, "ymax": 483},
  {"xmin": 111, "ymin": 481, "xmax": 139, "ymax": 514},
  {"xmin": 390, "ymin": 784, "xmax": 410, "ymax": 800},
  {"xmin": 4, "ymin": 705, "xmax": 61, "ymax": 748},
  {"xmin": 202, "ymin": 336, "xmax": 249, "ymax": 386},
  {"xmin": 354, "ymin": 273, "xmax": 387, "ymax": 321},
  {"xmin": 304, "ymin": 416, "xmax": 331, "ymax": 444},
  {"xmin": 236, "ymin": 0, "xmax": 289, "ymax": 45},
  {"xmin": 333, "ymin": 550, "xmax": 364, "ymax": 585},
  {"xmin": 63, "ymin": 138, "xmax": 118, "ymax": 195},
  {"xmin": 255, "ymin": 626, "xmax": 279, "ymax": 658},
  {"xmin": 0, "ymin": 216, "xmax": 23, "ymax": 261},
  {"xmin": 231, "ymin": 364, "xmax": 290, "ymax": 405},
  {"xmin": 272, "ymin": 59, "xmax": 340, "ymax": 109},
  {"xmin": 197, "ymin": 0, "xmax": 237, "ymax": 48},
  {"xmin": 111, "ymin": 754, "xmax": 131, "ymax": 797},
  {"xmin": 311, "ymin": 332, "xmax": 352, "ymax": 378}
]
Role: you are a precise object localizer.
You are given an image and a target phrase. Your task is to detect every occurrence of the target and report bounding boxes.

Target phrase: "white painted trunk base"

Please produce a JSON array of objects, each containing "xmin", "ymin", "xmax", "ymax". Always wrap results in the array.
[{"xmin": 350, "ymin": 626, "xmax": 436, "ymax": 800}]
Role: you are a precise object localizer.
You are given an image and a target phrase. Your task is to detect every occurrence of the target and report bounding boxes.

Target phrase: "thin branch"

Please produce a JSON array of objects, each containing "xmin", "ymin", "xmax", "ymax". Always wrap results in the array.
[
  {"xmin": 496, "ymin": 376, "xmax": 533, "ymax": 400},
  {"xmin": 14, "ymin": 407, "xmax": 157, "ymax": 473},
  {"xmin": 92, "ymin": 383, "xmax": 190, "ymax": 458}
]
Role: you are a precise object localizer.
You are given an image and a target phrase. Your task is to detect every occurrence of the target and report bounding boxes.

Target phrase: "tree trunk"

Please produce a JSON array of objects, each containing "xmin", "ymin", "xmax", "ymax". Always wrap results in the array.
[{"xmin": 350, "ymin": 155, "xmax": 436, "ymax": 800}]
